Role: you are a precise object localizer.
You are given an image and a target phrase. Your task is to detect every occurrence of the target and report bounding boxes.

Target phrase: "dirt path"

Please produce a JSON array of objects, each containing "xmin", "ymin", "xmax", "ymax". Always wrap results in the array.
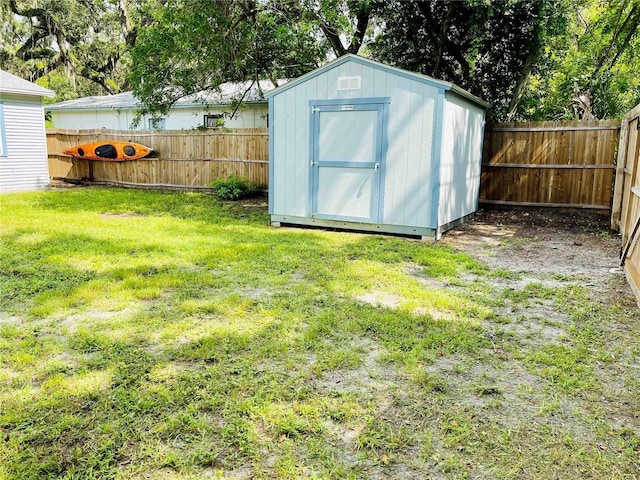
[{"xmin": 442, "ymin": 209, "xmax": 634, "ymax": 306}]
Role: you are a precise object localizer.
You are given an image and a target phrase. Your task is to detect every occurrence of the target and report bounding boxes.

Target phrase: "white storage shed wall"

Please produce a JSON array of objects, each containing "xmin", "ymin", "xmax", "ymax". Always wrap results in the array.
[
  {"xmin": 0, "ymin": 94, "xmax": 51, "ymax": 193},
  {"xmin": 268, "ymin": 55, "xmax": 487, "ymax": 238},
  {"xmin": 438, "ymin": 93, "xmax": 486, "ymax": 228}
]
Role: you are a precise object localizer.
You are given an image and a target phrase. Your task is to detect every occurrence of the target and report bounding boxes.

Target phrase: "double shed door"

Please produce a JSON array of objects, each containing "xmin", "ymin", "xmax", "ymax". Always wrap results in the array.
[{"xmin": 310, "ymin": 99, "xmax": 388, "ymax": 224}]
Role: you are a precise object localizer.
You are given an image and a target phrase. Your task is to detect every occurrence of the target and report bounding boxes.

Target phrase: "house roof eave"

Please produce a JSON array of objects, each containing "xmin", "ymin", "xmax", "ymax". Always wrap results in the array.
[{"xmin": 46, "ymin": 100, "xmax": 269, "ymax": 113}]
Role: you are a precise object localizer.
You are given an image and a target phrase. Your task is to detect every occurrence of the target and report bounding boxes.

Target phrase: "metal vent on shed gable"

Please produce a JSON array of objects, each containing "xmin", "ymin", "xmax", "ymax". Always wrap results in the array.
[{"xmin": 338, "ymin": 76, "xmax": 361, "ymax": 90}]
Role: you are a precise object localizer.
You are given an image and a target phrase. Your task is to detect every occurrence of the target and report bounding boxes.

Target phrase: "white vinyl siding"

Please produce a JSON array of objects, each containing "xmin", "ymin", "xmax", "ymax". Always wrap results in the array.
[
  {"xmin": 0, "ymin": 102, "xmax": 7, "ymax": 156},
  {"xmin": 51, "ymin": 105, "xmax": 268, "ymax": 130},
  {"xmin": 0, "ymin": 94, "xmax": 50, "ymax": 192}
]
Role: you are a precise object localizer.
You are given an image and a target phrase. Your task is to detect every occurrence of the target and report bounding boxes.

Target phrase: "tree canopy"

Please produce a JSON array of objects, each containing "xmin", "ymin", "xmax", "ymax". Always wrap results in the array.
[
  {"xmin": 2, "ymin": 0, "xmax": 639, "ymax": 120},
  {"xmin": 127, "ymin": 0, "xmax": 376, "ymax": 120},
  {"xmin": 1, "ymin": 0, "xmax": 142, "ymax": 101},
  {"xmin": 127, "ymin": 0, "xmax": 325, "ymax": 120},
  {"xmin": 519, "ymin": 0, "xmax": 640, "ymax": 120},
  {"xmin": 369, "ymin": 0, "xmax": 571, "ymax": 120}
]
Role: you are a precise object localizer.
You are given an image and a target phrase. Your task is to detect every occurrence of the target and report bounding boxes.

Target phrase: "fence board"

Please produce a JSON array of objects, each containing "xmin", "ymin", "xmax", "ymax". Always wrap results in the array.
[
  {"xmin": 47, "ymin": 128, "xmax": 269, "ymax": 189},
  {"xmin": 481, "ymin": 120, "xmax": 619, "ymax": 211},
  {"xmin": 613, "ymin": 103, "xmax": 640, "ymax": 306}
]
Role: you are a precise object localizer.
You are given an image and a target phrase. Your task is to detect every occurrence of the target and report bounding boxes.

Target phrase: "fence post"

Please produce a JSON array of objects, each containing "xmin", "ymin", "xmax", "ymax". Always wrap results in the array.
[{"xmin": 612, "ymin": 116, "xmax": 630, "ymax": 231}]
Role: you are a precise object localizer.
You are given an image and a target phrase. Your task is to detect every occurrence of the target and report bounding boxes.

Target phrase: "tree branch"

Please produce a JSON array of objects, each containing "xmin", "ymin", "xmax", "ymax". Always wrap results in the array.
[
  {"xmin": 433, "ymin": 3, "xmax": 454, "ymax": 77},
  {"xmin": 346, "ymin": 2, "xmax": 372, "ymax": 54},
  {"xmin": 318, "ymin": 21, "xmax": 347, "ymax": 56},
  {"xmin": 8, "ymin": 0, "xmax": 46, "ymax": 17}
]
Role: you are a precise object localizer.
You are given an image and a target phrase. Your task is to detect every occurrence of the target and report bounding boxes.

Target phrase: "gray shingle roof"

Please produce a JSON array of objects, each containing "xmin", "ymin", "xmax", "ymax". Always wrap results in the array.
[
  {"xmin": 45, "ymin": 79, "xmax": 283, "ymax": 111},
  {"xmin": 0, "ymin": 70, "xmax": 55, "ymax": 98}
]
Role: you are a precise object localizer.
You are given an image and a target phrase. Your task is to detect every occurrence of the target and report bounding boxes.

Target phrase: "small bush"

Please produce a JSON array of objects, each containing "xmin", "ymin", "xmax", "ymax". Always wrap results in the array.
[{"xmin": 208, "ymin": 176, "xmax": 263, "ymax": 200}]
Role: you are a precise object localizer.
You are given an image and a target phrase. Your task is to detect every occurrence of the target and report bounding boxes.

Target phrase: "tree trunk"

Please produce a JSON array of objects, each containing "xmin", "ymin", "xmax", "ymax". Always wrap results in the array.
[
  {"xmin": 506, "ymin": 48, "xmax": 541, "ymax": 121},
  {"xmin": 347, "ymin": 3, "xmax": 372, "ymax": 54}
]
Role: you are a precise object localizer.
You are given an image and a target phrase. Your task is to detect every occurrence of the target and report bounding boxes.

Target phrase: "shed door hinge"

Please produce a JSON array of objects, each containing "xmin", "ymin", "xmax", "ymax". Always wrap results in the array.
[{"xmin": 312, "ymin": 107, "xmax": 320, "ymax": 113}]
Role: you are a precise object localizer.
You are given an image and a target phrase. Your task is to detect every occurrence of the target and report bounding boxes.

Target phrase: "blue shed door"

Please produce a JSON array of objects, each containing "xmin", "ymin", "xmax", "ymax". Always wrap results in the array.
[{"xmin": 310, "ymin": 101, "xmax": 386, "ymax": 223}]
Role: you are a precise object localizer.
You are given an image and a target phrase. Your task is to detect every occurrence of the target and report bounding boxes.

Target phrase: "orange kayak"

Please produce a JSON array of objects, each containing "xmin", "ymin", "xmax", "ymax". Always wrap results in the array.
[{"xmin": 63, "ymin": 141, "xmax": 153, "ymax": 161}]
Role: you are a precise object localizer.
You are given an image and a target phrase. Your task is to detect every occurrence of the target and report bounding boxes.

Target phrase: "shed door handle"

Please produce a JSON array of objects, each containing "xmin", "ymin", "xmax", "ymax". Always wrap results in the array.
[{"xmin": 374, "ymin": 163, "xmax": 380, "ymax": 173}]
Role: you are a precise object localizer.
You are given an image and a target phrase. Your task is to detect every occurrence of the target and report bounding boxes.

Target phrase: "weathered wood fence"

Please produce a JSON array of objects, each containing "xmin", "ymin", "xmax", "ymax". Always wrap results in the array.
[
  {"xmin": 47, "ymin": 128, "xmax": 269, "ymax": 189},
  {"xmin": 480, "ymin": 120, "xmax": 620, "ymax": 211},
  {"xmin": 613, "ymin": 103, "xmax": 640, "ymax": 304},
  {"xmin": 50, "ymin": 122, "xmax": 622, "ymax": 203}
]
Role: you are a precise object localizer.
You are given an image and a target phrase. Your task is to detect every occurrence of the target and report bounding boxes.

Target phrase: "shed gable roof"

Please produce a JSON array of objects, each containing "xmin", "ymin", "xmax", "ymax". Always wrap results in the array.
[
  {"xmin": 0, "ymin": 70, "xmax": 55, "ymax": 98},
  {"xmin": 266, "ymin": 54, "xmax": 489, "ymax": 109}
]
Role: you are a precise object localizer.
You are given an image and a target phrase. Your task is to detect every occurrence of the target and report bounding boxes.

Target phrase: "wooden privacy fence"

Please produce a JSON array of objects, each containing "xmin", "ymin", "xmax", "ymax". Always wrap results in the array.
[
  {"xmin": 47, "ymin": 128, "xmax": 269, "ymax": 189},
  {"xmin": 613, "ymin": 103, "xmax": 640, "ymax": 304},
  {"xmin": 480, "ymin": 120, "xmax": 620, "ymax": 210}
]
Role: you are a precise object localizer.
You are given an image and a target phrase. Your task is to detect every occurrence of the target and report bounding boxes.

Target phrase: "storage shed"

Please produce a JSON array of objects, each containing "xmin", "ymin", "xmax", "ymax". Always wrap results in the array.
[
  {"xmin": 0, "ymin": 70, "xmax": 55, "ymax": 193},
  {"xmin": 266, "ymin": 55, "xmax": 489, "ymax": 239}
]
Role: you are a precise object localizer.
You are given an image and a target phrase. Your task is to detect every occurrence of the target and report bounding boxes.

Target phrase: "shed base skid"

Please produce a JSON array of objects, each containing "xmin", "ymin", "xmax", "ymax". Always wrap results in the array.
[
  {"xmin": 270, "ymin": 215, "xmax": 437, "ymax": 239},
  {"xmin": 436, "ymin": 212, "xmax": 477, "ymax": 239}
]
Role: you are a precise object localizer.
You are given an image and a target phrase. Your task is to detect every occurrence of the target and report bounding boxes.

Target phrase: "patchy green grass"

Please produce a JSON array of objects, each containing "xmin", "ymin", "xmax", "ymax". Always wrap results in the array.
[{"xmin": 0, "ymin": 187, "xmax": 639, "ymax": 479}]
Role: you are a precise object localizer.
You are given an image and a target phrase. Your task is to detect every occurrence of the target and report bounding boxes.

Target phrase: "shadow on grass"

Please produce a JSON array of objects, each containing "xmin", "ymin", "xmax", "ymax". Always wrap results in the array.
[
  {"xmin": 32, "ymin": 187, "xmax": 270, "ymax": 225},
  {"xmin": 1, "ymin": 188, "xmax": 499, "ymax": 478}
]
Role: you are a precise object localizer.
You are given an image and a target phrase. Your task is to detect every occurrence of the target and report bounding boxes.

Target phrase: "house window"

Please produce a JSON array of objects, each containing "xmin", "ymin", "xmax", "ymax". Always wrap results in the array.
[
  {"xmin": 204, "ymin": 114, "xmax": 225, "ymax": 128},
  {"xmin": 148, "ymin": 117, "xmax": 166, "ymax": 130},
  {"xmin": 0, "ymin": 102, "xmax": 7, "ymax": 157}
]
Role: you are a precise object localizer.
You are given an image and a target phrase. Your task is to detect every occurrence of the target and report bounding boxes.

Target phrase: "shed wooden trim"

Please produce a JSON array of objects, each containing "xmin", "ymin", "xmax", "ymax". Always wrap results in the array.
[
  {"xmin": 268, "ymin": 99, "xmax": 275, "ymax": 214},
  {"xmin": 270, "ymin": 214, "xmax": 437, "ymax": 238}
]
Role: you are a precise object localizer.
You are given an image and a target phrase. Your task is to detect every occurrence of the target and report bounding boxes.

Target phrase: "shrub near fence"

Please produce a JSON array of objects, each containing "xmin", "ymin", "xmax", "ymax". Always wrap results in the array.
[
  {"xmin": 480, "ymin": 120, "xmax": 620, "ymax": 211},
  {"xmin": 47, "ymin": 128, "xmax": 269, "ymax": 189}
]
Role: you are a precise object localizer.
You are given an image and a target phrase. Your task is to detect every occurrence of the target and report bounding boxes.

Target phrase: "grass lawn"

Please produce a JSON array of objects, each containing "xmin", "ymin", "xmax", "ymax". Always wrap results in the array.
[{"xmin": 1, "ymin": 187, "xmax": 639, "ymax": 479}]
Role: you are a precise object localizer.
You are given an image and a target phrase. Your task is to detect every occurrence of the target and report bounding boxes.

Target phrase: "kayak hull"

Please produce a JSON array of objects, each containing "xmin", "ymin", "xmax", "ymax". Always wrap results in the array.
[{"xmin": 63, "ymin": 141, "xmax": 153, "ymax": 162}]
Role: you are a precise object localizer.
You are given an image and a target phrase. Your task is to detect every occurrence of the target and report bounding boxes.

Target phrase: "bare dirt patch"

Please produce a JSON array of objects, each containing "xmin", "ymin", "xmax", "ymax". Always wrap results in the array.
[
  {"xmin": 438, "ymin": 210, "xmax": 640, "ymax": 448},
  {"xmin": 442, "ymin": 209, "xmax": 624, "ymax": 286},
  {"xmin": 344, "ymin": 209, "xmax": 640, "ymax": 478},
  {"xmin": 314, "ymin": 209, "xmax": 640, "ymax": 478}
]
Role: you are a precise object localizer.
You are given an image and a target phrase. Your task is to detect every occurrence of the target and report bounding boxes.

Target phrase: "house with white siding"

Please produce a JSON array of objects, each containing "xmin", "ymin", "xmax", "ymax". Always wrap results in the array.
[
  {"xmin": 46, "ymin": 80, "xmax": 281, "ymax": 131},
  {"xmin": 0, "ymin": 70, "xmax": 55, "ymax": 193}
]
